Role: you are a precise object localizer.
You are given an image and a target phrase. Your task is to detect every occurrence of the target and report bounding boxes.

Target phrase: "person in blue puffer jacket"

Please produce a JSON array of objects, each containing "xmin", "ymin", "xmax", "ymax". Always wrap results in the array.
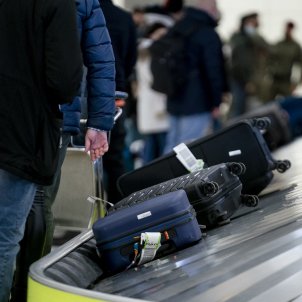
[
  {"xmin": 10, "ymin": 1, "xmax": 115, "ymax": 300},
  {"xmin": 64, "ymin": 0, "xmax": 116, "ymax": 156},
  {"xmin": 43, "ymin": 0, "xmax": 115, "ymax": 247}
]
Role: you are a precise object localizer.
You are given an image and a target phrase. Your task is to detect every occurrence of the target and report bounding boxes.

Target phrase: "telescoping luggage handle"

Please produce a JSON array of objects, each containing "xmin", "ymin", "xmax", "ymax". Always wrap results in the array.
[
  {"xmin": 88, "ymin": 106, "xmax": 123, "ymax": 227},
  {"xmin": 73, "ymin": 106, "xmax": 123, "ymax": 147},
  {"xmin": 70, "ymin": 90, "xmax": 127, "ymax": 148},
  {"xmin": 87, "ymin": 91, "xmax": 128, "ymax": 228}
]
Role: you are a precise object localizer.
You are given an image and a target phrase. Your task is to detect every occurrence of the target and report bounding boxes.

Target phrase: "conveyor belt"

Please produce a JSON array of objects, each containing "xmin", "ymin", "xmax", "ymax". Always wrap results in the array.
[
  {"xmin": 29, "ymin": 138, "xmax": 302, "ymax": 302},
  {"xmin": 93, "ymin": 139, "xmax": 302, "ymax": 302}
]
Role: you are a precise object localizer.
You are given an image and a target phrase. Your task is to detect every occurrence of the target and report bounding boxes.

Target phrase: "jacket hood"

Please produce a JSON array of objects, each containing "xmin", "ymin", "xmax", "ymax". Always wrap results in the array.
[{"xmin": 185, "ymin": 7, "xmax": 217, "ymax": 28}]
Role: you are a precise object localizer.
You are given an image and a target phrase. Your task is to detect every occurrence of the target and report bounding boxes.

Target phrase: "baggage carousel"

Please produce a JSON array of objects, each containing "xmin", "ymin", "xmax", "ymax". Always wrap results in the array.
[{"xmin": 28, "ymin": 138, "xmax": 302, "ymax": 302}]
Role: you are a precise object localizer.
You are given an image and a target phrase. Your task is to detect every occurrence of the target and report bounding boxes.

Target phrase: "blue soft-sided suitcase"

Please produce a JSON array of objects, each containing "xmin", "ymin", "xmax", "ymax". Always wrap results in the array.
[{"xmin": 92, "ymin": 190, "xmax": 202, "ymax": 274}]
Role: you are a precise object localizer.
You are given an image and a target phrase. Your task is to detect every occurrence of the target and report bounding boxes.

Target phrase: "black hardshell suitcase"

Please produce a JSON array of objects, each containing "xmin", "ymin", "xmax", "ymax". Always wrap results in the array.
[
  {"xmin": 117, "ymin": 119, "xmax": 290, "ymax": 197},
  {"xmin": 227, "ymin": 102, "xmax": 292, "ymax": 150},
  {"xmin": 93, "ymin": 190, "xmax": 202, "ymax": 274},
  {"xmin": 112, "ymin": 162, "xmax": 258, "ymax": 228}
]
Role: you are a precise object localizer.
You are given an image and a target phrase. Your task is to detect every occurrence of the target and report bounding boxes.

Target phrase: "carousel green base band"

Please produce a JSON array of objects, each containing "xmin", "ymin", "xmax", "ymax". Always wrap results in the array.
[{"xmin": 27, "ymin": 277, "xmax": 107, "ymax": 302}]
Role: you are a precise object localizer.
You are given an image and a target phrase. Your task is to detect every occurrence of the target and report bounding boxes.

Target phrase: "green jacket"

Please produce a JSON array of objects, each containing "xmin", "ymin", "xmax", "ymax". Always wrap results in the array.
[
  {"xmin": 230, "ymin": 31, "xmax": 270, "ymax": 85},
  {"xmin": 270, "ymin": 38, "xmax": 302, "ymax": 81}
]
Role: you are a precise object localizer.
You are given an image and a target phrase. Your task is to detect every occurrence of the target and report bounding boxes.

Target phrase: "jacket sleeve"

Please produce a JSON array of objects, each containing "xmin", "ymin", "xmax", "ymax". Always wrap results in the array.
[
  {"xmin": 82, "ymin": 0, "xmax": 116, "ymax": 131},
  {"xmin": 44, "ymin": 0, "xmax": 83, "ymax": 104},
  {"xmin": 198, "ymin": 28, "xmax": 227, "ymax": 109}
]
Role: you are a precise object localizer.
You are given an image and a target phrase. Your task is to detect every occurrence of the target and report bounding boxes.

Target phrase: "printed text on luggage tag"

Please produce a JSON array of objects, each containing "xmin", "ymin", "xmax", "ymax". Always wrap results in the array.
[
  {"xmin": 138, "ymin": 232, "xmax": 161, "ymax": 265},
  {"xmin": 173, "ymin": 143, "xmax": 204, "ymax": 172}
]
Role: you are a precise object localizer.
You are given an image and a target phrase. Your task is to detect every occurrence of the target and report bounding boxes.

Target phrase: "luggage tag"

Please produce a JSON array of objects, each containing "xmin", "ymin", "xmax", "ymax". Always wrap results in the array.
[
  {"xmin": 137, "ymin": 232, "xmax": 162, "ymax": 265},
  {"xmin": 173, "ymin": 143, "xmax": 204, "ymax": 172}
]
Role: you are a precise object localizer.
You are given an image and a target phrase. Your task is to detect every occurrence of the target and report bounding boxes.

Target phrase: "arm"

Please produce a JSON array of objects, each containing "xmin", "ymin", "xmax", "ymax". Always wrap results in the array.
[
  {"xmin": 44, "ymin": 0, "xmax": 83, "ymax": 104},
  {"xmin": 199, "ymin": 29, "xmax": 227, "ymax": 110},
  {"xmin": 82, "ymin": 0, "xmax": 116, "ymax": 159},
  {"xmin": 82, "ymin": 0, "xmax": 115, "ymax": 131}
]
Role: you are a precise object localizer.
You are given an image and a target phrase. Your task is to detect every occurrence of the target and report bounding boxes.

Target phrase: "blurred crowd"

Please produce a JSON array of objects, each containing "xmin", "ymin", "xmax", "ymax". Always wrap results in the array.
[{"xmin": 121, "ymin": 0, "xmax": 302, "ymax": 169}]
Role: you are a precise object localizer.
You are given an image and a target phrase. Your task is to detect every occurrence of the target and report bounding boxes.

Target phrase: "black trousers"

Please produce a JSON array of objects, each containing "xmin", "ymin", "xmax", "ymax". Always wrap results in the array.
[{"xmin": 102, "ymin": 113, "xmax": 127, "ymax": 204}]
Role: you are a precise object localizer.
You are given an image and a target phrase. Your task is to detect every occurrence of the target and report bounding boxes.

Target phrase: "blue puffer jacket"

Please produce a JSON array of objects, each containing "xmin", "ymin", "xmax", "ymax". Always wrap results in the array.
[{"xmin": 61, "ymin": 0, "xmax": 116, "ymax": 134}]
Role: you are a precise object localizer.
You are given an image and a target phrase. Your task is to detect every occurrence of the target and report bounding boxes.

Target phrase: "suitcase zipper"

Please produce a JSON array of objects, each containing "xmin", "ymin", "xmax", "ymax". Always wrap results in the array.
[
  {"xmin": 99, "ymin": 215, "xmax": 196, "ymax": 251},
  {"xmin": 97, "ymin": 207, "xmax": 196, "ymax": 247}
]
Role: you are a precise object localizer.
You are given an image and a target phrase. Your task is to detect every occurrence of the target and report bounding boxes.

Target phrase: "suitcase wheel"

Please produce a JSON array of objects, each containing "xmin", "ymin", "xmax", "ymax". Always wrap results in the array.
[
  {"xmin": 253, "ymin": 117, "xmax": 271, "ymax": 130},
  {"xmin": 228, "ymin": 162, "xmax": 246, "ymax": 176},
  {"xmin": 276, "ymin": 160, "xmax": 291, "ymax": 173},
  {"xmin": 240, "ymin": 162, "xmax": 247, "ymax": 174},
  {"xmin": 285, "ymin": 160, "xmax": 291, "ymax": 169},
  {"xmin": 208, "ymin": 210, "xmax": 230, "ymax": 226},
  {"xmin": 213, "ymin": 182, "xmax": 219, "ymax": 192},
  {"xmin": 241, "ymin": 194, "xmax": 259, "ymax": 207},
  {"xmin": 217, "ymin": 211, "xmax": 231, "ymax": 226},
  {"xmin": 201, "ymin": 181, "xmax": 219, "ymax": 196},
  {"xmin": 217, "ymin": 218, "xmax": 231, "ymax": 226}
]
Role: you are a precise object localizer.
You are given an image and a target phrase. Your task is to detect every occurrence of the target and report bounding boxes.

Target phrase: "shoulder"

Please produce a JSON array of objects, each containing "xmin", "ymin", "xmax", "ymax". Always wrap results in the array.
[
  {"xmin": 44, "ymin": 0, "xmax": 77, "ymax": 20},
  {"xmin": 117, "ymin": 6, "xmax": 134, "ymax": 25},
  {"xmin": 75, "ymin": 0, "xmax": 98, "ymax": 18},
  {"xmin": 230, "ymin": 32, "xmax": 248, "ymax": 47},
  {"xmin": 292, "ymin": 40, "xmax": 302, "ymax": 50},
  {"xmin": 103, "ymin": 1, "xmax": 133, "ymax": 23},
  {"xmin": 77, "ymin": 0, "xmax": 106, "ymax": 25},
  {"xmin": 193, "ymin": 24, "xmax": 221, "ymax": 46}
]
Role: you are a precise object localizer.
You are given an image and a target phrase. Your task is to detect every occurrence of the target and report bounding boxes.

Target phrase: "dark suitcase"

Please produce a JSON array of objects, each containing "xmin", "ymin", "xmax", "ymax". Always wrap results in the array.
[
  {"xmin": 112, "ymin": 162, "xmax": 258, "ymax": 228},
  {"xmin": 92, "ymin": 190, "xmax": 202, "ymax": 274},
  {"xmin": 227, "ymin": 102, "xmax": 292, "ymax": 150},
  {"xmin": 117, "ymin": 119, "xmax": 291, "ymax": 196}
]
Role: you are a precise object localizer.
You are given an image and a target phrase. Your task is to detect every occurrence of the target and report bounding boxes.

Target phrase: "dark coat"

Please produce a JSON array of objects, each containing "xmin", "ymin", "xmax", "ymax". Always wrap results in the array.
[
  {"xmin": 61, "ymin": 0, "xmax": 116, "ymax": 134},
  {"xmin": 99, "ymin": 0, "xmax": 137, "ymax": 91},
  {"xmin": 167, "ymin": 7, "xmax": 228, "ymax": 116},
  {"xmin": 0, "ymin": 0, "xmax": 83, "ymax": 185}
]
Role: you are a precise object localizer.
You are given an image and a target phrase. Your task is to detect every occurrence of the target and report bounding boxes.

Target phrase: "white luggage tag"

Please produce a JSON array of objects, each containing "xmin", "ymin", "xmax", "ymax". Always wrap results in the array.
[
  {"xmin": 173, "ymin": 143, "xmax": 204, "ymax": 172},
  {"xmin": 137, "ymin": 232, "xmax": 161, "ymax": 265}
]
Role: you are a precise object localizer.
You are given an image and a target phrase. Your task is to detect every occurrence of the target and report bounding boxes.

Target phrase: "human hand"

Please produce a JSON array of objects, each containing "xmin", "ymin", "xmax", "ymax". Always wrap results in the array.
[{"xmin": 85, "ymin": 129, "xmax": 109, "ymax": 161}]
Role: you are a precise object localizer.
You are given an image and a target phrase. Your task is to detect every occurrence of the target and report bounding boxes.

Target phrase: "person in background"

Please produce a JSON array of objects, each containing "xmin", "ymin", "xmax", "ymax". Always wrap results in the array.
[
  {"xmin": 141, "ymin": 0, "xmax": 184, "ymax": 33},
  {"xmin": 228, "ymin": 12, "xmax": 270, "ymax": 117},
  {"xmin": 100, "ymin": 0, "xmax": 138, "ymax": 204},
  {"xmin": 127, "ymin": 2, "xmax": 184, "ymax": 167},
  {"xmin": 0, "ymin": 0, "xmax": 83, "ymax": 300},
  {"xmin": 132, "ymin": 7, "xmax": 147, "ymax": 40},
  {"xmin": 144, "ymin": 0, "xmax": 184, "ymax": 22},
  {"xmin": 9, "ymin": 1, "xmax": 115, "ymax": 300},
  {"xmin": 269, "ymin": 21, "xmax": 302, "ymax": 99},
  {"xmin": 136, "ymin": 22, "xmax": 170, "ymax": 164},
  {"xmin": 163, "ymin": 0, "xmax": 228, "ymax": 153}
]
